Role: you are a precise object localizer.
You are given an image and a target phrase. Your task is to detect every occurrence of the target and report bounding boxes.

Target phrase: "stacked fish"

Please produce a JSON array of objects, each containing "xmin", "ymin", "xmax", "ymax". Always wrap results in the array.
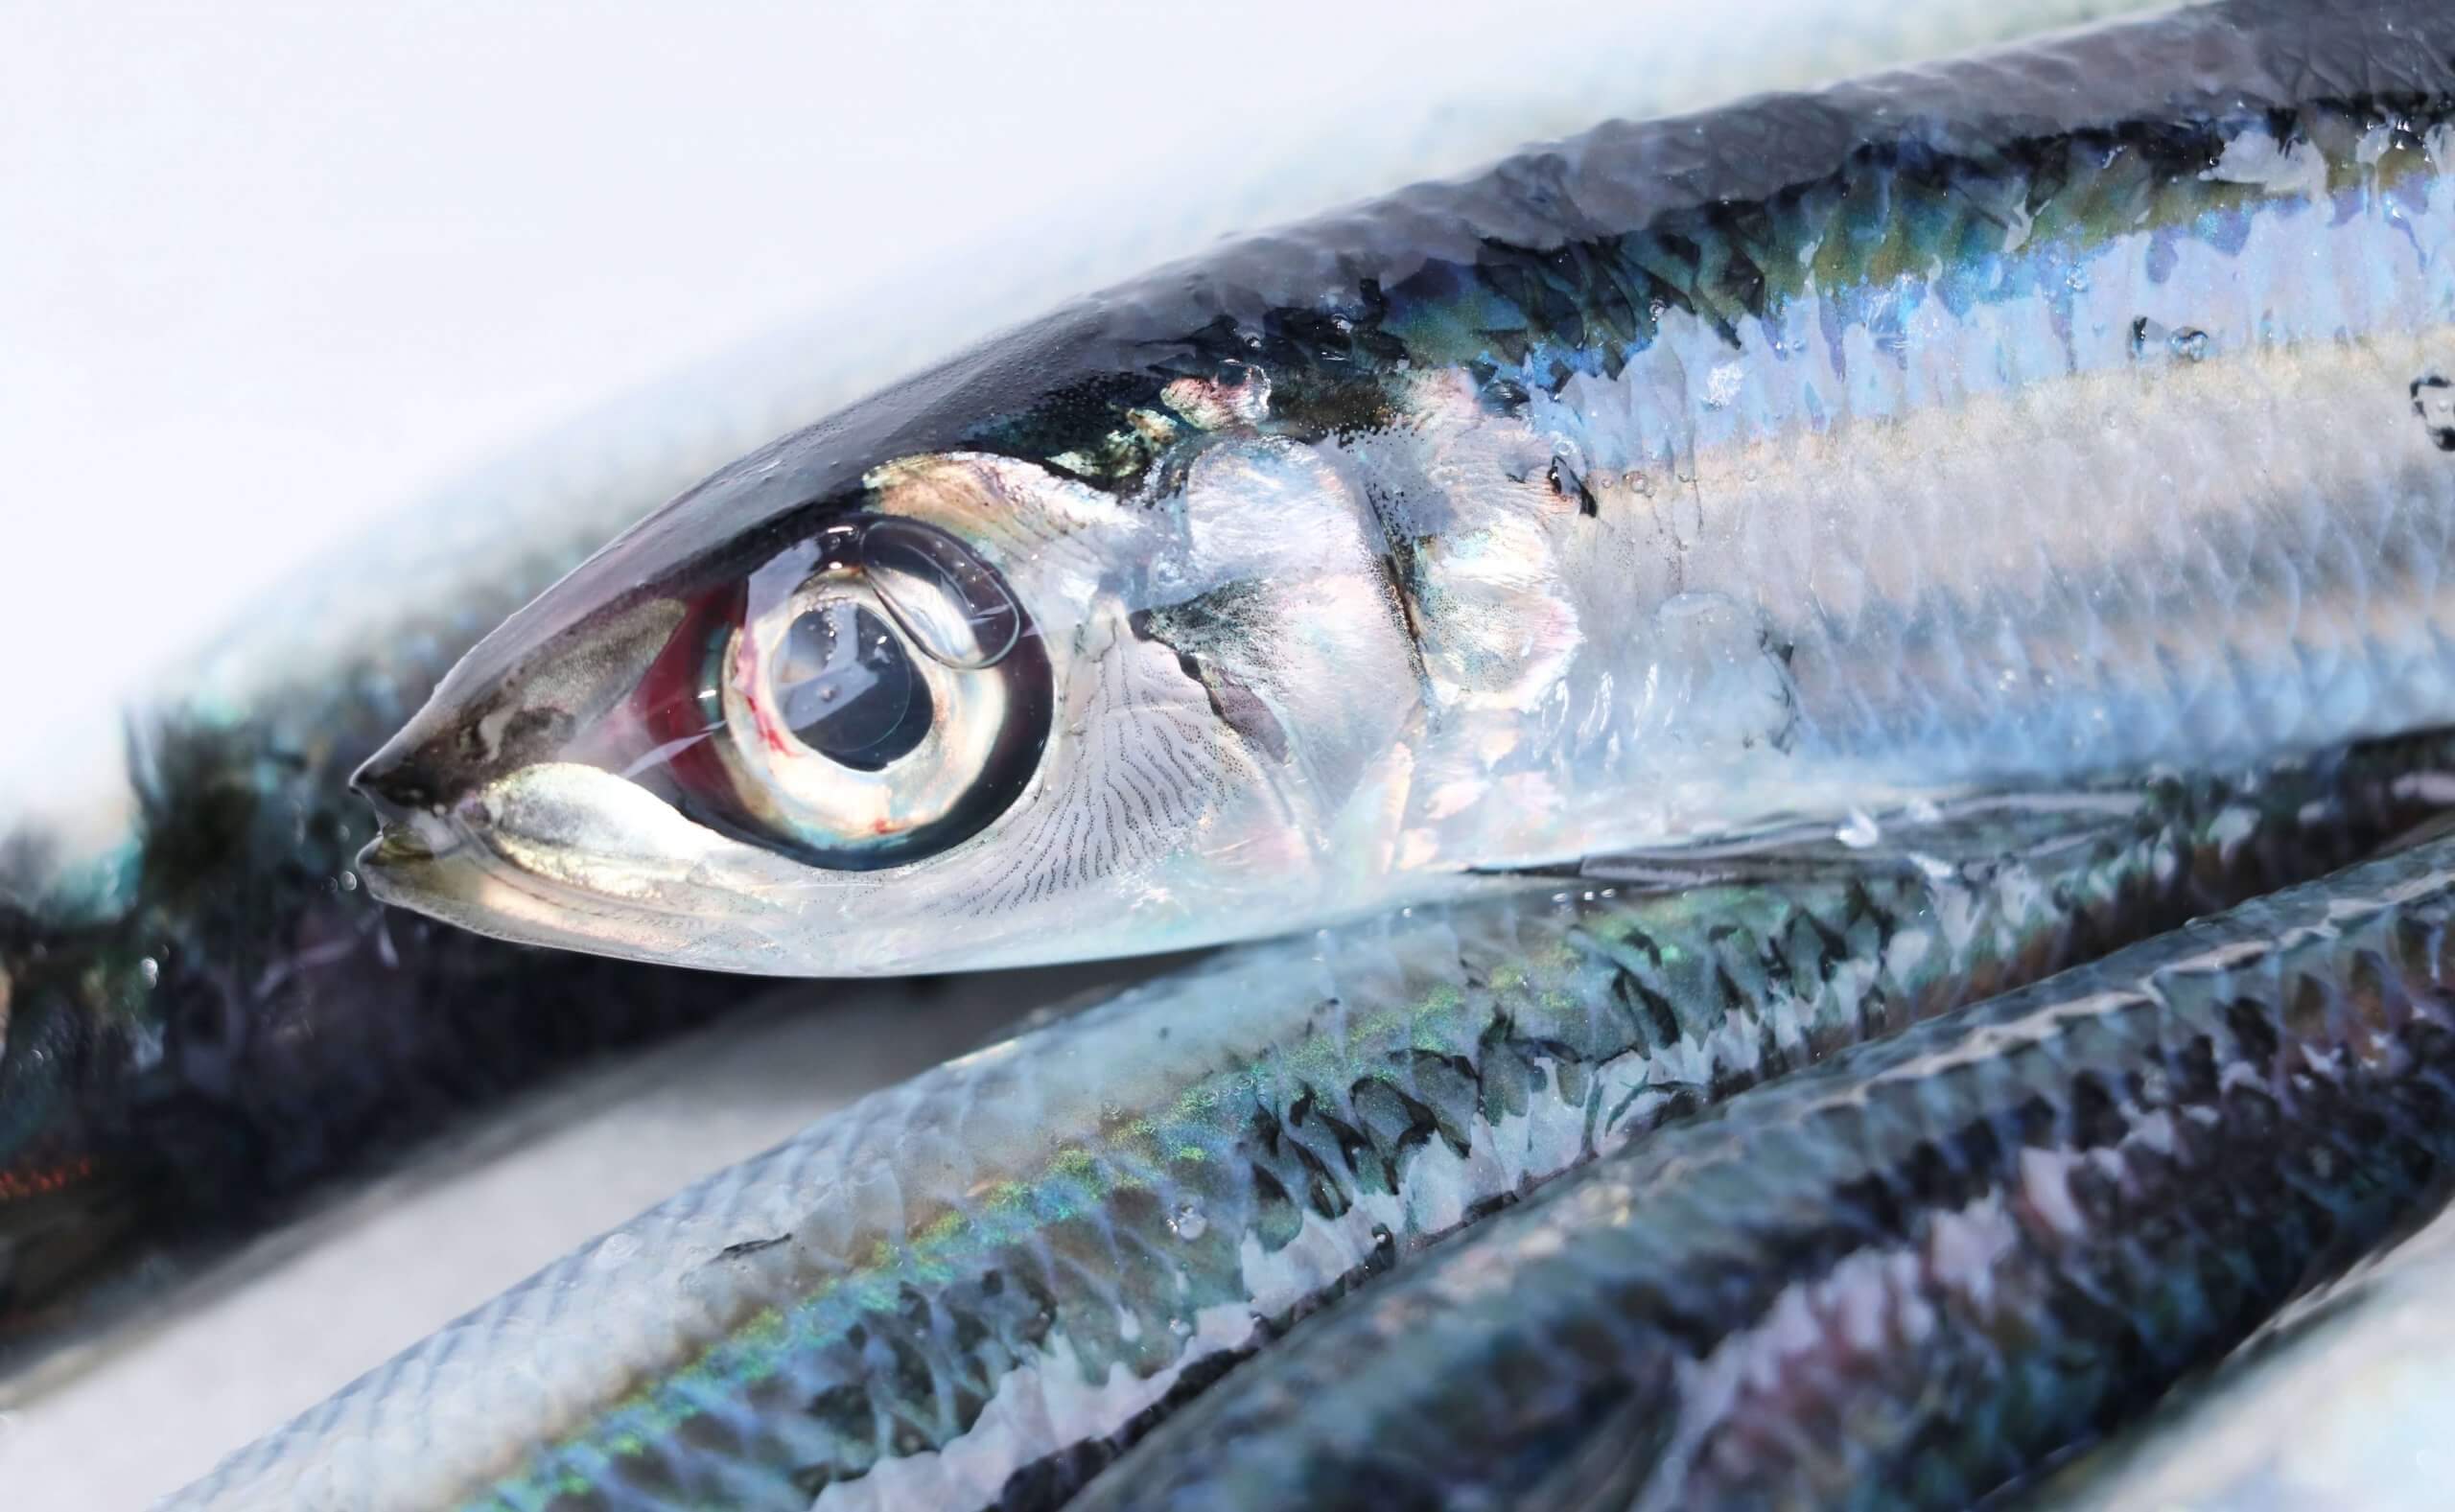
[{"xmin": 6, "ymin": 0, "xmax": 2455, "ymax": 1505}]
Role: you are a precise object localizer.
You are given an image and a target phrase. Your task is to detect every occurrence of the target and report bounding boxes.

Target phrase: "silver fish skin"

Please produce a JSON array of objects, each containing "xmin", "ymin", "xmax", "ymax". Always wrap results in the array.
[
  {"xmin": 166, "ymin": 736, "xmax": 2455, "ymax": 1511},
  {"xmin": 2027, "ymin": 1187, "xmax": 2455, "ymax": 1508},
  {"xmin": 1079, "ymin": 829, "xmax": 2455, "ymax": 1512},
  {"xmin": 0, "ymin": 0, "xmax": 2166, "ymax": 1388},
  {"xmin": 355, "ymin": 0, "xmax": 2455, "ymax": 979}
]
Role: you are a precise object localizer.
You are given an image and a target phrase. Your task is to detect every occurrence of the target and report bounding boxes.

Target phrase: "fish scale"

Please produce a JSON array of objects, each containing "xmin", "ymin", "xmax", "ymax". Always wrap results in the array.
[
  {"xmin": 0, "ymin": 0, "xmax": 2173, "ymax": 1376},
  {"xmin": 354, "ymin": 0, "xmax": 2455, "ymax": 981},
  {"xmin": 2027, "ymin": 1170, "xmax": 2455, "ymax": 1509},
  {"xmin": 167, "ymin": 733, "xmax": 2455, "ymax": 1510},
  {"xmin": 1077, "ymin": 833, "xmax": 2455, "ymax": 1511}
]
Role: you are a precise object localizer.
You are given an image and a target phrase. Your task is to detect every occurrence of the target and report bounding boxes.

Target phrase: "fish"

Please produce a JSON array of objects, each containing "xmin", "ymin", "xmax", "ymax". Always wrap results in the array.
[
  {"xmin": 2019, "ymin": 1182, "xmax": 2455, "ymax": 1508},
  {"xmin": 1074, "ymin": 824, "xmax": 2455, "ymax": 1512},
  {"xmin": 0, "ymin": 0, "xmax": 2163, "ymax": 1383},
  {"xmin": 0, "ymin": 430, "xmax": 769, "ymax": 1381},
  {"xmin": 165, "ymin": 733, "xmax": 2455, "ymax": 1511},
  {"xmin": 350, "ymin": 0, "xmax": 2455, "ymax": 979}
]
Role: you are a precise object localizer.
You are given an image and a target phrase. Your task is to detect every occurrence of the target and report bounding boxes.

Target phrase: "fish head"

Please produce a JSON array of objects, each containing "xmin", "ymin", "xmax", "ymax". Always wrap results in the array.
[{"xmin": 353, "ymin": 334, "xmax": 1440, "ymax": 974}]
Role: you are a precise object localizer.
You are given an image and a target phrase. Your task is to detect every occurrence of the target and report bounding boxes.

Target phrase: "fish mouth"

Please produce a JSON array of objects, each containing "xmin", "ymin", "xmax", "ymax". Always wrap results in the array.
[
  {"xmin": 352, "ymin": 801, "xmax": 745, "ymax": 969},
  {"xmin": 353, "ymin": 812, "xmax": 589, "ymax": 952},
  {"xmin": 350, "ymin": 743, "xmax": 523, "ymax": 935},
  {"xmin": 351, "ymin": 755, "xmax": 823, "ymax": 971},
  {"xmin": 352, "ymin": 732, "xmax": 630, "ymax": 951}
]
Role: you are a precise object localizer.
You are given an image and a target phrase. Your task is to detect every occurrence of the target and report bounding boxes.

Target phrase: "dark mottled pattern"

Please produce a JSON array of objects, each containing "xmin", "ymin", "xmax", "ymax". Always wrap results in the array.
[
  {"xmin": 204, "ymin": 737, "xmax": 2448, "ymax": 1512},
  {"xmin": 1084, "ymin": 835, "xmax": 2455, "ymax": 1511},
  {"xmin": 0, "ymin": 526, "xmax": 761, "ymax": 1376}
]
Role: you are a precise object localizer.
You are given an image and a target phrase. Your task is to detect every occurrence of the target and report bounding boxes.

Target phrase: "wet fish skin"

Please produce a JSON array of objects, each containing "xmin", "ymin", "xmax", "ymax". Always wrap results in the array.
[
  {"xmin": 0, "ymin": 0, "xmax": 2171, "ymax": 1379},
  {"xmin": 355, "ymin": 0, "xmax": 2455, "ymax": 980},
  {"xmin": 1080, "ymin": 833, "xmax": 2455, "ymax": 1512},
  {"xmin": 165, "ymin": 736, "xmax": 2455, "ymax": 1511},
  {"xmin": 0, "ymin": 459, "xmax": 770, "ymax": 1378},
  {"xmin": 2023, "ymin": 1179, "xmax": 2455, "ymax": 1509}
]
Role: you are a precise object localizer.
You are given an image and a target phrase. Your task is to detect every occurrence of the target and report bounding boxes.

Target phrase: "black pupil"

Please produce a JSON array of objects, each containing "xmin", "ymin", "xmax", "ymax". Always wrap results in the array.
[{"xmin": 773, "ymin": 603, "xmax": 932, "ymax": 771}]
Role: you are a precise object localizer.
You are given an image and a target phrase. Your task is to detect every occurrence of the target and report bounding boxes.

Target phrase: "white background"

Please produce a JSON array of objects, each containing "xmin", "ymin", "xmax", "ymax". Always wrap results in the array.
[
  {"xmin": 0, "ymin": 0, "xmax": 1702, "ymax": 720},
  {"xmin": 0, "ymin": 1, "xmax": 2153, "ymax": 1503}
]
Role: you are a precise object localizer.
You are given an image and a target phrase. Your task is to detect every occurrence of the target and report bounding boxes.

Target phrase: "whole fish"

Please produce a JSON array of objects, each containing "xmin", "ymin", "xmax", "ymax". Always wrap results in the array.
[
  {"xmin": 2023, "ymin": 1188, "xmax": 2455, "ymax": 1509},
  {"xmin": 355, "ymin": 0, "xmax": 2455, "ymax": 979},
  {"xmin": 1078, "ymin": 828, "xmax": 2455, "ymax": 1512},
  {"xmin": 0, "ymin": 0, "xmax": 2155, "ymax": 1383},
  {"xmin": 169, "ymin": 735, "xmax": 2455, "ymax": 1511}
]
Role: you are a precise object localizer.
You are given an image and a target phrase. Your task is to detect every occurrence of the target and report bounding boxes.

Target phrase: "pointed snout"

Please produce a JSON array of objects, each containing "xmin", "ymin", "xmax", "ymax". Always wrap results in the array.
[
  {"xmin": 351, "ymin": 737, "xmax": 465, "ymax": 908},
  {"xmin": 351, "ymin": 731, "xmax": 444, "ymax": 830}
]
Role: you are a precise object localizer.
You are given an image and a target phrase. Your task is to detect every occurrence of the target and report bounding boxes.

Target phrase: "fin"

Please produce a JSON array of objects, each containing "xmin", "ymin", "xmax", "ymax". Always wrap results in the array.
[{"xmin": 1479, "ymin": 790, "xmax": 2157, "ymax": 893}]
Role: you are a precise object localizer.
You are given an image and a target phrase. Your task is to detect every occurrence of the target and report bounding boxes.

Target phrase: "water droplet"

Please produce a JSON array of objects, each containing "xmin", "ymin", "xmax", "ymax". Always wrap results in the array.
[
  {"xmin": 137, "ymin": 957, "xmax": 160, "ymax": 989},
  {"xmin": 337, "ymin": 871, "xmax": 359, "ymax": 893},
  {"xmin": 1835, "ymin": 810, "xmax": 1882, "ymax": 849},
  {"xmin": 2170, "ymin": 328, "xmax": 2210, "ymax": 361},
  {"xmin": 1170, "ymin": 1198, "xmax": 1208, "ymax": 1241}
]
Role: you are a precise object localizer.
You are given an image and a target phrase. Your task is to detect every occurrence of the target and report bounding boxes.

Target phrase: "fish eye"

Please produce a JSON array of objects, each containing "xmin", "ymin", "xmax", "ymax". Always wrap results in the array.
[
  {"xmin": 643, "ymin": 515, "xmax": 1052, "ymax": 871},
  {"xmin": 772, "ymin": 601, "xmax": 932, "ymax": 772}
]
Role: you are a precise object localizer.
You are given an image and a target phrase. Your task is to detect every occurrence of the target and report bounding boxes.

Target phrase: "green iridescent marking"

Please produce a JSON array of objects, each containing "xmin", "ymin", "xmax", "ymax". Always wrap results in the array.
[{"xmin": 482, "ymin": 1030, "xmax": 1339, "ymax": 1507}]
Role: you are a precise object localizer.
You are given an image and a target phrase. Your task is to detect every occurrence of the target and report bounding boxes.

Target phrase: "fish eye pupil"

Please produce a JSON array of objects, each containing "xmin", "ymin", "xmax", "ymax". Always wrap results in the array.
[{"xmin": 774, "ymin": 603, "xmax": 932, "ymax": 771}]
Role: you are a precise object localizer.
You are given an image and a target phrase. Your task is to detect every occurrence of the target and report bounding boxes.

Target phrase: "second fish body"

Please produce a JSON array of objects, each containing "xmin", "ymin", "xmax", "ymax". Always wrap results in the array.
[
  {"xmin": 172, "ymin": 734, "xmax": 2455, "ymax": 1510},
  {"xmin": 0, "ymin": 0, "xmax": 2163, "ymax": 1381},
  {"xmin": 1082, "ymin": 817, "xmax": 2455, "ymax": 1510}
]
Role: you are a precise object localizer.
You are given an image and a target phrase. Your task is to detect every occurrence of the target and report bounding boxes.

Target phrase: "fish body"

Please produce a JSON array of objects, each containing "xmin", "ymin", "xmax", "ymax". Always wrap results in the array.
[
  {"xmin": 0, "ymin": 0, "xmax": 2164, "ymax": 1374},
  {"xmin": 359, "ymin": 0, "xmax": 2455, "ymax": 978},
  {"xmin": 0, "ymin": 435, "xmax": 766, "ymax": 1377},
  {"xmin": 170, "ymin": 735, "xmax": 2455, "ymax": 1510},
  {"xmin": 2027, "ymin": 1188, "xmax": 2455, "ymax": 1508},
  {"xmin": 1080, "ymin": 827, "xmax": 2455, "ymax": 1512}
]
